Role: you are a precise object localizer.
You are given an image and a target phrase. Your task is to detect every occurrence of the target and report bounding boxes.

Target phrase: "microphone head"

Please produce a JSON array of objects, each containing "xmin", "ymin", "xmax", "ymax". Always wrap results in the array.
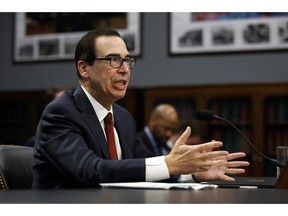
[{"xmin": 196, "ymin": 109, "xmax": 216, "ymax": 121}]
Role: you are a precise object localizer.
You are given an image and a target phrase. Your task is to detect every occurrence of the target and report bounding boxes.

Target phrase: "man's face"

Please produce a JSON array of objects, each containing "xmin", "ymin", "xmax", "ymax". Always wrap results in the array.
[
  {"xmin": 85, "ymin": 36, "xmax": 131, "ymax": 109},
  {"xmin": 150, "ymin": 117, "xmax": 179, "ymax": 144}
]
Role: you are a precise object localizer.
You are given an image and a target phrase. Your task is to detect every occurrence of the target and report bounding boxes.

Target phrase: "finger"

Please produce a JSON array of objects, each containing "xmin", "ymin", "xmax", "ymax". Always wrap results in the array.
[
  {"xmin": 173, "ymin": 126, "xmax": 191, "ymax": 147},
  {"xmin": 199, "ymin": 159, "xmax": 228, "ymax": 171},
  {"xmin": 226, "ymin": 152, "xmax": 247, "ymax": 161},
  {"xmin": 197, "ymin": 141, "xmax": 224, "ymax": 152},
  {"xmin": 226, "ymin": 168, "xmax": 246, "ymax": 175},
  {"xmin": 228, "ymin": 161, "xmax": 250, "ymax": 168},
  {"xmin": 202, "ymin": 150, "xmax": 229, "ymax": 160},
  {"xmin": 220, "ymin": 174, "xmax": 236, "ymax": 182}
]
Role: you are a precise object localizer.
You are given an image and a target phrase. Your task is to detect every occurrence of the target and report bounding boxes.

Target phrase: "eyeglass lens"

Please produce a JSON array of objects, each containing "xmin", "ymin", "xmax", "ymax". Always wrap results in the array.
[{"xmin": 111, "ymin": 56, "xmax": 135, "ymax": 69}]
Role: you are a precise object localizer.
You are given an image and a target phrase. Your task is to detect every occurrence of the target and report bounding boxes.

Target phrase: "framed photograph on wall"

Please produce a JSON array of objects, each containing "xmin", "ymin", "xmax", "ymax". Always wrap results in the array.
[
  {"xmin": 169, "ymin": 12, "xmax": 288, "ymax": 55},
  {"xmin": 14, "ymin": 12, "xmax": 142, "ymax": 62}
]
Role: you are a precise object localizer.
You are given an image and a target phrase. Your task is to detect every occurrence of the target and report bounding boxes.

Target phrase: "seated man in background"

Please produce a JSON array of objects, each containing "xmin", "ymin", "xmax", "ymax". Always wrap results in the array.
[
  {"xmin": 32, "ymin": 28, "xmax": 249, "ymax": 189},
  {"xmin": 138, "ymin": 103, "xmax": 180, "ymax": 156}
]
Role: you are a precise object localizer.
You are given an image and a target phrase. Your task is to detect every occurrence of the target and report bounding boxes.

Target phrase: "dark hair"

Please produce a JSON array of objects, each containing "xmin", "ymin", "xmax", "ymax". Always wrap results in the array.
[{"xmin": 74, "ymin": 28, "xmax": 121, "ymax": 78}]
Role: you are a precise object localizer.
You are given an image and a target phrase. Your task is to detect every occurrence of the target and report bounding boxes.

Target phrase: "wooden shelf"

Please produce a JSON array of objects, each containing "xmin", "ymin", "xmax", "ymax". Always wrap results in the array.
[{"xmin": 142, "ymin": 83, "xmax": 288, "ymax": 177}]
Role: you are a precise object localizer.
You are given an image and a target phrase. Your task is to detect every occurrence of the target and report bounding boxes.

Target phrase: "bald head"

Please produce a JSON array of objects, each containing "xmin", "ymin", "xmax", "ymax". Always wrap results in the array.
[
  {"xmin": 151, "ymin": 104, "xmax": 179, "ymax": 121},
  {"xmin": 148, "ymin": 104, "xmax": 180, "ymax": 144}
]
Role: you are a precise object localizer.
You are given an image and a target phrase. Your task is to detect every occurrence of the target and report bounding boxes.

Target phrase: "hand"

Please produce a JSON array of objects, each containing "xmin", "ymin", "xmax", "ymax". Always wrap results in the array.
[
  {"xmin": 193, "ymin": 152, "xmax": 250, "ymax": 182},
  {"xmin": 165, "ymin": 127, "xmax": 229, "ymax": 175}
]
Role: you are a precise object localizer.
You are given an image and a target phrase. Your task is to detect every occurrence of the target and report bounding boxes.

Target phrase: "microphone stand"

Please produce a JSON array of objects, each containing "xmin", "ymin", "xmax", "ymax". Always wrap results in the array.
[
  {"xmin": 276, "ymin": 163, "xmax": 288, "ymax": 189},
  {"xmin": 214, "ymin": 114, "xmax": 284, "ymax": 168},
  {"xmin": 214, "ymin": 114, "xmax": 288, "ymax": 189},
  {"xmin": 197, "ymin": 110, "xmax": 288, "ymax": 189}
]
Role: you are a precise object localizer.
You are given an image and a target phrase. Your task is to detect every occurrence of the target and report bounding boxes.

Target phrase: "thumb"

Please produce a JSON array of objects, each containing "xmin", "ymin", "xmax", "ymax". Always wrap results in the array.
[{"xmin": 174, "ymin": 126, "xmax": 191, "ymax": 147}]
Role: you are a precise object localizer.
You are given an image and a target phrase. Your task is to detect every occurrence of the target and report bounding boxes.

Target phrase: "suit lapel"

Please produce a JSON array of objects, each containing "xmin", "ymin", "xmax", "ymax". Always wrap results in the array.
[
  {"xmin": 113, "ymin": 106, "xmax": 133, "ymax": 159},
  {"xmin": 73, "ymin": 87, "xmax": 111, "ymax": 159}
]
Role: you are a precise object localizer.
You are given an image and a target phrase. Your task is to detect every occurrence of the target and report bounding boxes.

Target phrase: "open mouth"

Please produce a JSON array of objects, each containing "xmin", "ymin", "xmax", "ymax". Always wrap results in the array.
[{"xmin": 113, "ymin": 80, "xmax": 127, "ymax": 89}]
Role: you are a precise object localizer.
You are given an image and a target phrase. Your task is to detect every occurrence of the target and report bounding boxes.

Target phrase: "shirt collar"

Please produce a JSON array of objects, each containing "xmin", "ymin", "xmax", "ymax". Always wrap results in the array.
[{"xmin": 81, "ymin": 85, "xmax": 114, "ymax": 123}]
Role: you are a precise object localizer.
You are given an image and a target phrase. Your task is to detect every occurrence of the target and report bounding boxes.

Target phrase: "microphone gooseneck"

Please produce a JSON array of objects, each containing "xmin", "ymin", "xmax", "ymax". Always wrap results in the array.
[{"xmin": 196, "ymin": 109, "xmax": 285, "ymax": 168}]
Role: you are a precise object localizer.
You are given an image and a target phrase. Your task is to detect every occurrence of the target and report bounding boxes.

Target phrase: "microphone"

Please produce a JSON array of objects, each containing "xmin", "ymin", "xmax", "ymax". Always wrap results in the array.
[{"xmin": 196, "ymin": 109, "xmax": 285, "ymax": 168}]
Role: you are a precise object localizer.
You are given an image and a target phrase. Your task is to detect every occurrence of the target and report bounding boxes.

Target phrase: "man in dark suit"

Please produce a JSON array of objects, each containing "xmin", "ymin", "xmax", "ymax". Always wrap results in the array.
[
  {"xmin": 138, "ymin": 104, "xmax": 180, "ymax": 156},
  {"xmin": 32, "ymin": 28, "xmax": 249, "ymax": 189}
]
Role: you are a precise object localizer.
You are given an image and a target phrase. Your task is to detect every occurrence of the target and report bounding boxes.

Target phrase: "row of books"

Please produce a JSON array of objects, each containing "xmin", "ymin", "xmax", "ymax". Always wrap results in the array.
[
  {"xmin": 208, "ymin": 98, "xmax": 251, "ymax": 122},
  {"xmin": 266, "ymin": 129, "xmax": 288, "ymax": 155},
  {"xmin": 210, "ymin": 128, "xmax": 252, "ymax": 154},
  {"xmin": 266, "ymin": 97, "xmax": 288, "ymax": 122}
]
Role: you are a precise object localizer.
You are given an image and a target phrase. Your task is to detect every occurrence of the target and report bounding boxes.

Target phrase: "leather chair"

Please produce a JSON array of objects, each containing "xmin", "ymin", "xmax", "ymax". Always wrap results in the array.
[{"xmin": 0, "ymin": 145, "xmax": 33, "ymax": 190}]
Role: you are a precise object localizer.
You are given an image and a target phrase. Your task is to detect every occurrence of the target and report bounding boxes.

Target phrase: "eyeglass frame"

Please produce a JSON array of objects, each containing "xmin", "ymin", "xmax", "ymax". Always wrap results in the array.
[{"xmin": 94, "ymin": 56, "xmax": 136, "ymax": 69}]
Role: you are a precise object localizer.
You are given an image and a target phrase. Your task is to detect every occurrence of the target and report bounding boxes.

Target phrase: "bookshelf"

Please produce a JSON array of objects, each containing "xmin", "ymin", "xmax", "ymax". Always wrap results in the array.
[
  {"xmin": 207, "ymin": 97, "xmax": 252, "ymax": 152},
  {"xmin": 0, "ymin": 91, "xmax": 45, "ymax": 145},
  {"xmin": 1, "ymin": 83, "xmax": 288, "ymax": 177},
  {"xmin": 264, "ymin": 96, "xmax": 288, "ymax": 176},
  {"xmin": 142, "ymin": 83, "xmax": 288, "ymax": 177}
]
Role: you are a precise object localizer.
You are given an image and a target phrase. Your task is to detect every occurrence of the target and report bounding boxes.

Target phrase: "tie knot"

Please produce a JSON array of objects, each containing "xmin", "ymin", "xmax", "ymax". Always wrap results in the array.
[{"xmin": 105, "ymin": 113, "xmax": 113, "ymax": 125}]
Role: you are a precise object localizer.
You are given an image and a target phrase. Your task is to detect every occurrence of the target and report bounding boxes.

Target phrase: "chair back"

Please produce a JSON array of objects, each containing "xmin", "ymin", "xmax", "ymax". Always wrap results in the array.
[{"xmin": 0, "ymin": 145, "xmax": 33, "ymax": 190}]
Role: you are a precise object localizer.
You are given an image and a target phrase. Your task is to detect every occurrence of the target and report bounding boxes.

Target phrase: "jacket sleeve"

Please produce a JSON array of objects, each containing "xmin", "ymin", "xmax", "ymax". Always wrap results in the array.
[{"xmin": 33, "ymin": 99, "xmax": 147, "ymax": 189}]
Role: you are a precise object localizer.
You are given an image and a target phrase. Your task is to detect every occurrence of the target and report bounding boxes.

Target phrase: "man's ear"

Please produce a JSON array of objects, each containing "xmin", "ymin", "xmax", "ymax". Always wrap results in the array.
[{"xmin": 78, "ymin": 60, "xmax": 90, "ymax": 78}]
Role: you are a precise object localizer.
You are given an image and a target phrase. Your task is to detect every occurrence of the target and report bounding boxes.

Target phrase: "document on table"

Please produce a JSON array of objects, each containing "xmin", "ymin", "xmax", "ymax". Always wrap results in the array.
[{"xmin": 100, "ymin": 182, "xmax": 218, "ymax": 190}]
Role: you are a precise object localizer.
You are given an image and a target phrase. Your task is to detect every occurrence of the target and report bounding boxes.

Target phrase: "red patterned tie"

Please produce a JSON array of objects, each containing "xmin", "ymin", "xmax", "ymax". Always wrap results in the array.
[{"xmin": 104, "ymin": 113, "xmax": 118, "ymax": 160}]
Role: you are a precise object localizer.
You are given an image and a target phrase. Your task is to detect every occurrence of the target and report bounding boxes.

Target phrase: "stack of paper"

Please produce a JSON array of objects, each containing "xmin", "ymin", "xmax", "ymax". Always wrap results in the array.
[{"xmin": 100, "ymin": 182, "xmax": 218, "ymax": 190}]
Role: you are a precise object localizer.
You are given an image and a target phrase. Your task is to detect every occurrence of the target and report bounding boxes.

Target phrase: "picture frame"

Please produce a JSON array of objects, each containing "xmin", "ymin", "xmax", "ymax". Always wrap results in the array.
[
  {"xmin": 14, "ymin": 12, "xmax": 142, "ymax": 62},
  {"xmin": 169, "ymin": 12, "xmax": 288, "ymax": 55}
]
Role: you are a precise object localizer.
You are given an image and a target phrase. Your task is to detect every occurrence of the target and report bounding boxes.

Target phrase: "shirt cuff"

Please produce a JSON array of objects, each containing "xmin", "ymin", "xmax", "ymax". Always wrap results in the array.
[
  {"xmin": 178, "ymin": 174, "xmax": 195, "ymax": 183},
  {"xmin": 145, "ymin": 156, "xmax": 170, "ymax": 182}
]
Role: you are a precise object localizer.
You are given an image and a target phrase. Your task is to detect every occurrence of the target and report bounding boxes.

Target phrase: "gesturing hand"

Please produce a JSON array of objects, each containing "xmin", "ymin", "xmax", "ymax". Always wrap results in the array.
[
  {"xmin": 165, "ymin": 126, "xmax": 229, "ymax": 175},
  {"xmin": 192, "ymin": 152, "xmax": 250, "ymax": 182}
]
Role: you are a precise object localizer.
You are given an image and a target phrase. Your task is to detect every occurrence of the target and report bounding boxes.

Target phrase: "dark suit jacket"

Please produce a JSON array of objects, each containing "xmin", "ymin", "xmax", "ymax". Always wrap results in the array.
[
  {"xmin": 137, "ymin": 129, "xmax": 156, "ymax": 154},
  {"xmin": 138, "ymin": 129, "xmax": 172, "ymax": 156},
  {"xmin": 32, "ymin": 86, "xmax": 156, "ymax": 189}
]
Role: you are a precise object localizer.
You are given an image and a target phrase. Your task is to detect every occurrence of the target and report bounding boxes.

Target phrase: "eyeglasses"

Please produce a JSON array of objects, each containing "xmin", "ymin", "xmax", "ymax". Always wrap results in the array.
[{"xmin": 95, "ymin": 56, "xmax": 136, "ymax": 69}]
